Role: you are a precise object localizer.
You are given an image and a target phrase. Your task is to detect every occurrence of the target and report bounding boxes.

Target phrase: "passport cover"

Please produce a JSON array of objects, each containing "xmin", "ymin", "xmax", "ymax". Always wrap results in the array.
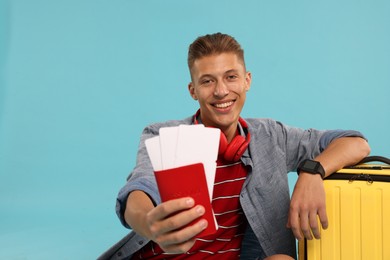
[{"xmin": 154, "ymin": 163, "xmax": 217, "ymax": 237}]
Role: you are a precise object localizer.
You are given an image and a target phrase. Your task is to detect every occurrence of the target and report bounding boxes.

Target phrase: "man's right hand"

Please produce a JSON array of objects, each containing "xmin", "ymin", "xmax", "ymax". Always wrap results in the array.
[{"xmin": 125, "ymin": 191, "xmax": 208, "ymax": 254}]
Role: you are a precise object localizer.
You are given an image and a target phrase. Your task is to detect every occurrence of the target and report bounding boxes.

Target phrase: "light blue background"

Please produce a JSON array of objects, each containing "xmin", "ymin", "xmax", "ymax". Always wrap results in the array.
[{"xmin": 0, "ymin": 0, "xmax": 389, "ymax": 259}]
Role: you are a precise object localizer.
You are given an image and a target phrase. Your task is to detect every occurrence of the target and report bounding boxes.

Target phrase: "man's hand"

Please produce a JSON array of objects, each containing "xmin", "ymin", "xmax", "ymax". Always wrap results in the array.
[
  {"xmin": 287, "ymin": 137, "xmax": 370, "ymax": 240},
  {"xmin": 286, "ymin": 173, "xmax": 328, "ymax": 240},
  {"xmin": 145, "ymin": 197, "xmax": 208, "ymax": 253},
  {"xmin": 125, "ymin": 191, "xmax": 208, "ymax": 254}
]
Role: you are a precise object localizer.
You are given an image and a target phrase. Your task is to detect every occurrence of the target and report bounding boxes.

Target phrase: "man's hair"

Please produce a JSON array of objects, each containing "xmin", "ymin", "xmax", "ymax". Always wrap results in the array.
[{"xmin": 187, "ymin": 32, "xmax": 245, "ymax": 71}]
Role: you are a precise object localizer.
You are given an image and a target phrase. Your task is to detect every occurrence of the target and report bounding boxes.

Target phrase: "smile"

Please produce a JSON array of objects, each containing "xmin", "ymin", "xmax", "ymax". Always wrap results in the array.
[{"xmin": 213, "ymin": 101, "xmax": 234, "ymax": 108}]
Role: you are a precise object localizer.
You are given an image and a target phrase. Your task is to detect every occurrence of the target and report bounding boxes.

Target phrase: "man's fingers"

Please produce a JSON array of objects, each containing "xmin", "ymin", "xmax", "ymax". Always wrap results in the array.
[
  {"xmin": 287, "ymin": 208, "xmax": 304, "ymax": 240},
  {"xmin": 288, "ymin": 173, "xmax": 328, "ymax": 240},
  {"xmin": 160, "ymin": 238, "xmax": 197, "ymax": 254},
  {"xmin": 156, "ymin": 218, "xmax": 208, "ymax": 248},
  {"xmin": 157, "ymin": 205, "xmax": 206, "ymax": 234},
  {"xmin": 288, "ymin": 209, "xmax": 327, "ymax": 240},
  {"xmin": 299, "ymin": 210, "xmax": 313, "ymax": 240},
  {"xmin": 148, "ymin": 197, "xmax": 195, "ymax": 222},
  {"xmin": 318, "ymin": 207, "xmax": 328, "ymax": 230},
  {"xmin": 309, "ymin": 211, "xmax": 321, "ymax": 239},
  {"xmin": 146, "ymin": 197, "xmax": 207, "ymax": 250}
]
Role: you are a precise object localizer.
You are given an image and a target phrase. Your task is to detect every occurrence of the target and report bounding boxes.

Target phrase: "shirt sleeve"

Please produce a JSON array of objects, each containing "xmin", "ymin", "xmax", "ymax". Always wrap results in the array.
[
  {"xmin": 318, "ymin": 129, "xmax": 367, "ymax": 151},
  {"xmin": 277, "ymin": 122, "xmax": 367, "ymax": 172},
  {"xmin": 115, "ymin": 125, "xmax": 162, "ymax": 229},
  {"xmin": 115, "ymin": 118, "xmax": 191, "ymax": 228}
]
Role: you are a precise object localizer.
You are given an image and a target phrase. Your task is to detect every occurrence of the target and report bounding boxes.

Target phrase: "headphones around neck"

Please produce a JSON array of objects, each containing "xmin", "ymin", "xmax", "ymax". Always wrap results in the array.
[{"xmin": 193, "ymin": 110, "xmax": 251, "ymax": 162}]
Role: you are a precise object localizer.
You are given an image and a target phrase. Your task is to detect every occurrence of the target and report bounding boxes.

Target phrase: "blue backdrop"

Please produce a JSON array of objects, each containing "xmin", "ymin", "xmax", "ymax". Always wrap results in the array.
[{"xmin": 0, "ymin": 0, "xmax": 389, "ymax": 259}]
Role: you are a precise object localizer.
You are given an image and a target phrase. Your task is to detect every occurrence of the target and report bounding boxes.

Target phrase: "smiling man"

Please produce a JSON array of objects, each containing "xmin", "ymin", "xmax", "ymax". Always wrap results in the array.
[
  {"xmin": 100, "ymin": 33, "xmax": 370, "ymax": 260},
  {"xmin": 188, "ymin": 52, "xmax": 251, "ymax": 143}
]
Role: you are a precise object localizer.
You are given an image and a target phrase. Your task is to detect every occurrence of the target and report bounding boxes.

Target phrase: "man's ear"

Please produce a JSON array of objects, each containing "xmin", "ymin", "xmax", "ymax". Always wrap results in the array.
[
  {"xmin": 245, "ymin": 71, "xmax": 252, "ymax": 92},
  {"xmin": 188, "ymin": 82, "xmax": 198, "ymax": 100}
]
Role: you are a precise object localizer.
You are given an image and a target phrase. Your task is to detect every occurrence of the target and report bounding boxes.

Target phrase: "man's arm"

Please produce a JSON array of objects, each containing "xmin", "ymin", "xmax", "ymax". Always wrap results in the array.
[
  {"xmin": 124, "ymin": 190, "xmax": 208, "ymax": 253},
  {"xmin": 287, "ymin": 136, "xmax": 370, "ymax": 240}
]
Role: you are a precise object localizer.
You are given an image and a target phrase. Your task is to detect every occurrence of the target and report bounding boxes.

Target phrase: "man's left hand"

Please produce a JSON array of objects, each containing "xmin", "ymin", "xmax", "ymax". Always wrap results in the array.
[{"xmin": 286, "ymin": 172, "xmax": 328, "ymax": 240}]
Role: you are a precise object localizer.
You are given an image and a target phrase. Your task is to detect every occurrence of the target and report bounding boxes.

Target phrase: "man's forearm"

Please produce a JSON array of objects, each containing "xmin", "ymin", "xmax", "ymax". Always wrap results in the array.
[
  {"xmin": 289, "ymin": 137, "xmax": 370, "ymax": 240},
  {"xmin": 314, "ymin": 136, "xmax": 370, "ymax": 178},
  {"xmin": 124, "ymin": 190, "xmax": 155, "ymax": 239}
]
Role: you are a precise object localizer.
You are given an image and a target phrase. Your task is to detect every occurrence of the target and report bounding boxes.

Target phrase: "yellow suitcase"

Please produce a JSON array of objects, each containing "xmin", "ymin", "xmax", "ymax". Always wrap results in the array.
[{"xmin": 298, "ymin": 156, "xmax": 390, "ymax": 260}]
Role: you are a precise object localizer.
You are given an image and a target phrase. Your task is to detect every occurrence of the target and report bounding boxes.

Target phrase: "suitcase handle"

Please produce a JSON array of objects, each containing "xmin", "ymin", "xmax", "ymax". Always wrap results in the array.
[{"xmin": 357, "ymin": 156, "xmax": 390, "ymax": 165}]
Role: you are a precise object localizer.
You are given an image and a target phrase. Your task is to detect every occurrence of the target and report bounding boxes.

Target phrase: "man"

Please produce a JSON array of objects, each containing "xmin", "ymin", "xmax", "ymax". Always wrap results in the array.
[{"xmin": 100, "ymin": 33, "xmax": 370, "ymax": 259}]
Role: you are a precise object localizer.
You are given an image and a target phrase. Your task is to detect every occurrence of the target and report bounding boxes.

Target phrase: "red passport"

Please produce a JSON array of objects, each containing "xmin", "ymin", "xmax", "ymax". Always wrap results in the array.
[{"xmin": 154, "ymin": 163, "xmax": 217, "ymax": 237}]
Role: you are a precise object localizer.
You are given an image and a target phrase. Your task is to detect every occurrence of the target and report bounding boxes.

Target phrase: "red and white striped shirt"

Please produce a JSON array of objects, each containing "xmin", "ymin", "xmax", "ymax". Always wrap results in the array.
[{"xmin": 132, "ymin": 157, "xmax": 248, "ymax": 259}]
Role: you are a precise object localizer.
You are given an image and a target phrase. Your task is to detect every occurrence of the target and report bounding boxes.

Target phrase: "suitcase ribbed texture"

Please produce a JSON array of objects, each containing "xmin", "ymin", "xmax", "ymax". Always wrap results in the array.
[{"xmin": 299, "ymin": 156, "xmax": 390, "ymax": 260}]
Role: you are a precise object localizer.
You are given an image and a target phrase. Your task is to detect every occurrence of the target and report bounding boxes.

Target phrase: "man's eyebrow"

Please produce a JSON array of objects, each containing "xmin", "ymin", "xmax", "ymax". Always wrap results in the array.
[
  {"xmin": 199, "ymin": 74, "xmax": 213, "ymax": 78},
  {"xmin": 197, "ymin": 74, "xmax": 214, "ymax": 81},
  {"xmin": 199, "ymin": 70, "xmax": 238, "ymax": 78},
  {"xmin": 225, "ymin": 69, "xmax": 239, "ymax": 74}
]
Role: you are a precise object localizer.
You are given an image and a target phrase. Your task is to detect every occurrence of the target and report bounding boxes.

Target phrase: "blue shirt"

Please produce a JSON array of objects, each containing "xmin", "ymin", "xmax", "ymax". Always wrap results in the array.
[{"xmin": 99, "ymin": 115, "xmax": 365, "ymax": 260}]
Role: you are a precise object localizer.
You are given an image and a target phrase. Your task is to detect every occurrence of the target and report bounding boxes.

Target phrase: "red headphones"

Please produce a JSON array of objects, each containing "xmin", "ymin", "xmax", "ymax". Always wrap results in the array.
[{"xmin": 193, "ymin": 110, "xmax": 251, "ymax": 162}]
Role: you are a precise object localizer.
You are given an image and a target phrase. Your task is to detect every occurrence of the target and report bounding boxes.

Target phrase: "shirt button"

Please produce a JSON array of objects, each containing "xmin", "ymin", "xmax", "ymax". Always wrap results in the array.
[{"xmin": 138, "ymin": 240, "xmax": 144, "ymax": 245}]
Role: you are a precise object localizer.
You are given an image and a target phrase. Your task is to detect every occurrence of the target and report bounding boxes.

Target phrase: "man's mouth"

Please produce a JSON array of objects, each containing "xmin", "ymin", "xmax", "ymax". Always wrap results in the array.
[{"xmin": 213, "ymin": 101, "xmax": 234, "ymax": 108}]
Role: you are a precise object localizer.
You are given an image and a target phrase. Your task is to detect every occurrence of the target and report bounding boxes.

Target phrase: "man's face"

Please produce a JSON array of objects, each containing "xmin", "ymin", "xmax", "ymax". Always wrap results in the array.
[{"xmin": 188, "ymin": 53, "xmax": 251, "ymax": 135}]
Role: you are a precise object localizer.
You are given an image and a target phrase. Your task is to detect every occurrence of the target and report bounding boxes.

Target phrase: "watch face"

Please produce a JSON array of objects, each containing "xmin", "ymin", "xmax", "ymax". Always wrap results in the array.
[
  {"xmin": 305, "ymin": 160, "xmax": 318, "ymax": 169},
  {"xmin": 298, "ymin": 159, "xmax": 325, "ymax": 178}
]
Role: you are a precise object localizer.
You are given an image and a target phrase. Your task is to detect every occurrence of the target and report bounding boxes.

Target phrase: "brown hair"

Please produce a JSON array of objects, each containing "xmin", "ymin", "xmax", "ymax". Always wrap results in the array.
[{"xmin": 187, "ymin": 33, "xmax": 245, "ymax": 71}]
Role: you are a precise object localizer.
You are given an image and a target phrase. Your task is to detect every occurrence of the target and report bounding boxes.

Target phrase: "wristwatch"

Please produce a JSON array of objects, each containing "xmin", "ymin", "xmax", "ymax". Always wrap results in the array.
[{"xmin": 297, "ymin": 159, "xmax": 325, "ymax": 179}]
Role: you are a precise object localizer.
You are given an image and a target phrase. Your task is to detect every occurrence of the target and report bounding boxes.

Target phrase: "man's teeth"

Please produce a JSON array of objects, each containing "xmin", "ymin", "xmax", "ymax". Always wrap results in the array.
[{"xmin": 214, "ymin": 101, "xmax": 233, "ymax": 108}]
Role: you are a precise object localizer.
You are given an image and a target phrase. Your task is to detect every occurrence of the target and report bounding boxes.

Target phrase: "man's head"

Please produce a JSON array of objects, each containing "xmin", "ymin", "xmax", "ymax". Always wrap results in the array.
[
  {"xmin": 187, "ymin": 33, "xmax": 251, "ymax": 141},
  {"xmin": 187, "ymin": 33, "xmax": 246, "ymax": 76}
]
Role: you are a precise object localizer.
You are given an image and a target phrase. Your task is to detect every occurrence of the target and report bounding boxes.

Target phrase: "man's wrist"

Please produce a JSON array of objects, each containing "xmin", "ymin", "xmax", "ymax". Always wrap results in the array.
[{"xmin": 297, "ymin": 159, "xmax": 325, "ymax": 179}]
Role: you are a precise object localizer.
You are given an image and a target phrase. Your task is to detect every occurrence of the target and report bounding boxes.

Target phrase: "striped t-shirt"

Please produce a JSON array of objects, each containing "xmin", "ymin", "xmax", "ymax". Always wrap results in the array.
[{"xmin": 132, "ymin": 157, "xmax": 248, "ymax": 259}]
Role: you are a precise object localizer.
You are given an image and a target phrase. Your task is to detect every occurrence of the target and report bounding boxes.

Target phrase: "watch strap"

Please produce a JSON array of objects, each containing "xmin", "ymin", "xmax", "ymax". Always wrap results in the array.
[{"xmin": 297, "ymin": 159, "xmax": 325, "ymax": 179}]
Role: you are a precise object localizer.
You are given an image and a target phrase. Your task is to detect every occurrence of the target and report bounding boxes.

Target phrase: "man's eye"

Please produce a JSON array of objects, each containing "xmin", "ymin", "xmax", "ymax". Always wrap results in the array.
[
  {"xmin": 227, "ymin": 75, "xmax": 238, "ymax": 80},
  {"xmin": 202, "ymin": 79, "xmax": 212, "ymax": 85}
]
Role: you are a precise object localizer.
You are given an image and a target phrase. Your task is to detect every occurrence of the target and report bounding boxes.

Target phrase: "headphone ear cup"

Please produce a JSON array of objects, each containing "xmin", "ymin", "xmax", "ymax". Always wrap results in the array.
[
  {"xmin": 233, "ymin": 139, "xmax": 249, "ymax": 162},
  {"xmin": 218, "ymin": 132, "xmax": 228, "ymax": 155},
  {"xmin": 224, "ymin": 135, "xmax": 247, "ymax": 162}
]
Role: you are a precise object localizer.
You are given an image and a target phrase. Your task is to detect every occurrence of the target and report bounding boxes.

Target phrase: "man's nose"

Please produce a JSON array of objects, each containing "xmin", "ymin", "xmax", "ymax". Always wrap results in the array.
[{"xmin": 213, "ymin": 81, "xmax": 229, "ymax": 97}]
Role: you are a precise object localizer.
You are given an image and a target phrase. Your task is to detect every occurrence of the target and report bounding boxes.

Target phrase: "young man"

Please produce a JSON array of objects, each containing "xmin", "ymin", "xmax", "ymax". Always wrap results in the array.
[{"xmin": 100, "ymin": 33, "xmax": 370, "ymax": 259}]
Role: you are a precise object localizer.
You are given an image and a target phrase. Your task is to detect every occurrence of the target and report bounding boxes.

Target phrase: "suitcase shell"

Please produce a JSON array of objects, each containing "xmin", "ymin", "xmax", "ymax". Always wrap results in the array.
[{"xmin": 298, "ymin": 156, "xmax": 390, "ymax": 260}]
